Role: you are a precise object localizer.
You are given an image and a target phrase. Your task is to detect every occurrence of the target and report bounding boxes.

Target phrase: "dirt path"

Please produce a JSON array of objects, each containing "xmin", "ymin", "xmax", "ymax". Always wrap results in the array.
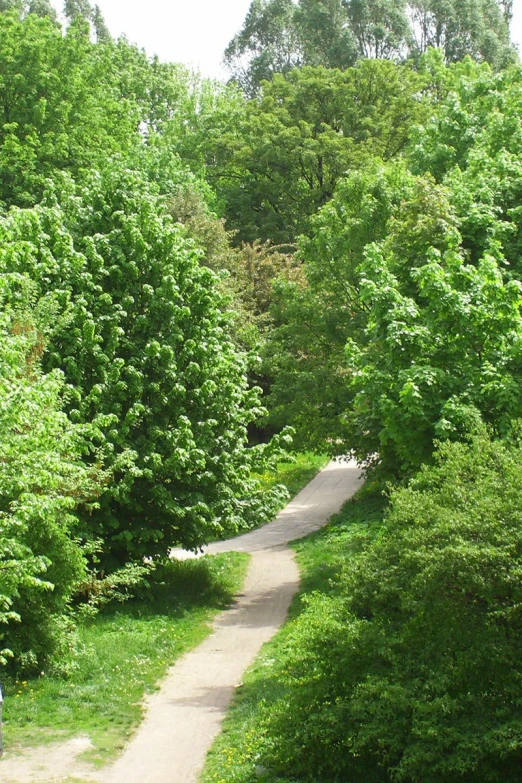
[{"xmin": 0, "ymin": 460, "xmax": 362, "ymax": 783}]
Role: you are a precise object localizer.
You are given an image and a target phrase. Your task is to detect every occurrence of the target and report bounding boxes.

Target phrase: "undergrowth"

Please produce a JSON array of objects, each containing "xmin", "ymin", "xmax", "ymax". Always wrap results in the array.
[
  {"xmin": 252, "ymin": 451, "xmax": 328, "ymax": 510},
  {"xmin": 203, "ymin": 432, "xmax": 522, "ymax": 783}
]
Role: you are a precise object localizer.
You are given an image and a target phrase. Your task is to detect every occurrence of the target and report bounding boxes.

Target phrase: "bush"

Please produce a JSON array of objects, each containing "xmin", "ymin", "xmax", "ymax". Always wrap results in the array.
[
  {"xmin": 256, "ymin": 431, "xmax": 522, "ymax": 782},
  {"xmin": 0, "ymin": 282, "xmax": 104, "ymax": 673},
  {"xmin": 0, "ymin": 166, "xmax": 288, "ymax": 564}
]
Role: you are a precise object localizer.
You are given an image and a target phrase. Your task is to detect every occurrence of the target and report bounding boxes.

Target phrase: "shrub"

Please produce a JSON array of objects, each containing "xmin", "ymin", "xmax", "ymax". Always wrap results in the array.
[
  {"xmin": 0, "ymin": 282, "xmax": 104, "ymax": 672},
  {"xmin": 258, "ymin": 431, "xmax": 522, "ymax": 782}
]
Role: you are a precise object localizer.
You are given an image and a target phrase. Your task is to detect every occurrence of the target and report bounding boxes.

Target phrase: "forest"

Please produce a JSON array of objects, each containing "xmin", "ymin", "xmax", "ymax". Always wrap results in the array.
[{"xmin": 1, "ymin": 0, "xmax": 522, "ymax": 780}]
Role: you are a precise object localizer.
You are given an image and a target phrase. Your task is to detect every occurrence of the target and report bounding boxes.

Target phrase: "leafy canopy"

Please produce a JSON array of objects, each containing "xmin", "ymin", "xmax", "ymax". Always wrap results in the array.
[
  {"xmin": 0, "ymin": 10, "xmax": 136, "ymax": 207},
  {"xmin": 211, "ymin": 60, "xmax": 425, "ymax": 245},
  {"xmin": 0, "ymin": 166, "xmax": 290, "ymax": 563},
  {"xmin": 268, "ymin": 57, "xmax": 522, "ymax": 477}
]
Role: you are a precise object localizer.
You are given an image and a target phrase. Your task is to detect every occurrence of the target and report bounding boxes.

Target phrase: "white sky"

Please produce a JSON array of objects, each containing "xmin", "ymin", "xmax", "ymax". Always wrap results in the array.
[
  {"xmin": 49, "ymin": 0, "xmax": 522, "ymax": 80},
  {"xmin": 50, "ymin": 0, "xmax": 253, "ymax": 78}
]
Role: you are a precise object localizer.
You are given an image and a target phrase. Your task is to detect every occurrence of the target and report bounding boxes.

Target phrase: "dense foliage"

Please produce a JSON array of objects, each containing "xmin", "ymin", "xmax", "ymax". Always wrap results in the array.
[
  {"xmin": 211, "ymin": 60, "xmax": 426, "ymax": 244},
  {"xmin": 0, "ymin": 168, "xmax": 289, "ymax": 564},
  {"xmin": 243, "ymin": 432, "xmax": 522, "ymax": 782},
  {"xmin": 203, "ymin": 434, "xmax": 522, "ymax": 783},
  {"xmin": 169, "ymin": 184, "xmax": 304, "ymax": 352},
  {"xmin": 0, "ymin": 10, "xmax": 137, "ymax": 207},
  {"xmin": 0, "ymin": 8, "xmax": 288, "ymax": 668},
  {"xmin": 2, "ymin": 1, "xmax": 522, "ymax": 775},
  {"xmin": 0, "ymin": 6, "xmax": 244, "ymax": 209},
  {"xmin": 268, "ymin": 57, "xmax": 522, "ymax": 476},
  {"xmin": 0, "ymin": 283, "xmax": 104, "ymax": 671}
]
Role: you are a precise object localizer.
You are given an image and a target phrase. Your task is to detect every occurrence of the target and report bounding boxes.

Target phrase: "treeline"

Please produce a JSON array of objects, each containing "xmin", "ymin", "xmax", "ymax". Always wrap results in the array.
[{"xmin": 226, "ymin": 0, "xmax": 515, "ymax": 93}]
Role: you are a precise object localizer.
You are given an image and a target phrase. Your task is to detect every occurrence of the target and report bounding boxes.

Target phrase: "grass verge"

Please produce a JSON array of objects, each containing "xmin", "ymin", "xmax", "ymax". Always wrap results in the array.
[
  {"xmin": 254, "ymin": 451, "xmax": 328, "ymax": 501},
  {"xmin": 199, "ymin": 484, "xmax": 386, "ymax": 783},
  {"xmin": 2, "ymin": 552, "xmax": 249, "ymax": 765}
]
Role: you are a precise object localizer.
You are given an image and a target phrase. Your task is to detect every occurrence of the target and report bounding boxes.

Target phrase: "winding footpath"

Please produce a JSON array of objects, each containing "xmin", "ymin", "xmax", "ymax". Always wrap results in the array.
[{"xmin": 2, "ymin": 460, "xmax": 362, "ymax": 783}]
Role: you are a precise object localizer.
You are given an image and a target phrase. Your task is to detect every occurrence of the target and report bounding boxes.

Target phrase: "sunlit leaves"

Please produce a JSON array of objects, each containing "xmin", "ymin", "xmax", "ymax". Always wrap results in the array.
[
  {"xmin": 0, "ymin": 166, "xmax": 286, "ymax": 562},
  {"xmin": 0, "ymin": 285, "xmax": 104, "ymax": 670}
]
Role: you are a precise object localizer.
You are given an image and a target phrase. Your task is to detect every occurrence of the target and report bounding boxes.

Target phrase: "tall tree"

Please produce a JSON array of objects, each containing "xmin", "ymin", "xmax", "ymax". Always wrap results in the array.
[
  {"xmin": 224, "ymin": 0, "xmax": 303, "ymax": 95},
  {"xmin": 63, "ymin": 0, "xmax": 91, "ymax": 23},
  {"xmin": 294, "ymin": 0, "xmax": 359, "ymax": 67},
  {"xmin": 407, "ymin": 0, "xmax": 515, "ymax": 66},
  {"xmin": 345, "ymin": 0, "xmax": 411, "ymax": 58},
  {"xmin": 0, "ymin": 0, "xmax": 57, "ymax": 17},
  {"xmin": 225, "ymin": 0, "xmax": 365, "ymax": 94},
  {"xmin": 499, "ymin": 0, "xmax": 513, "ymax": 23},
  {"xmin": 226, "ymin": 0, "xmax": 515, "ymax": 94},
  {"xmin": 91, "ymin": 3, "xmax": 111, "ymax": 42},
  {"xmin": 28, "ymin": 0, "xmax": 57, "ymax": 19},
  {"xmin": 211, "ymin": 61, "xmax": 426, "ymax": 244}
]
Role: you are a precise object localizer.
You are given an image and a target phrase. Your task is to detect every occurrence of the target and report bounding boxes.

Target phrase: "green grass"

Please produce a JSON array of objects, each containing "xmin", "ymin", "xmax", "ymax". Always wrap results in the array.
[
  {"xmin": 2, "ymin": 552, "xmax": 249, "ymax": 765},
  {"xmin": 254, "ymin": 451, "xmax": 328, "ymax": 500},
  {"xmin": 199, "ymin": 485, "xmax": 386, "ymax": 783}
]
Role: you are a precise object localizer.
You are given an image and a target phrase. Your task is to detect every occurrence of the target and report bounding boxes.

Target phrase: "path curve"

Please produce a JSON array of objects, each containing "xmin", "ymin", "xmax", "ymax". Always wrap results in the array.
[
  {"xmin": 0, "ymin": 460, "xmax": 362, "ymax": 783},
  {"xmin": 105, "ymin": 460, "xmax": 362, "ymax": 783}
]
